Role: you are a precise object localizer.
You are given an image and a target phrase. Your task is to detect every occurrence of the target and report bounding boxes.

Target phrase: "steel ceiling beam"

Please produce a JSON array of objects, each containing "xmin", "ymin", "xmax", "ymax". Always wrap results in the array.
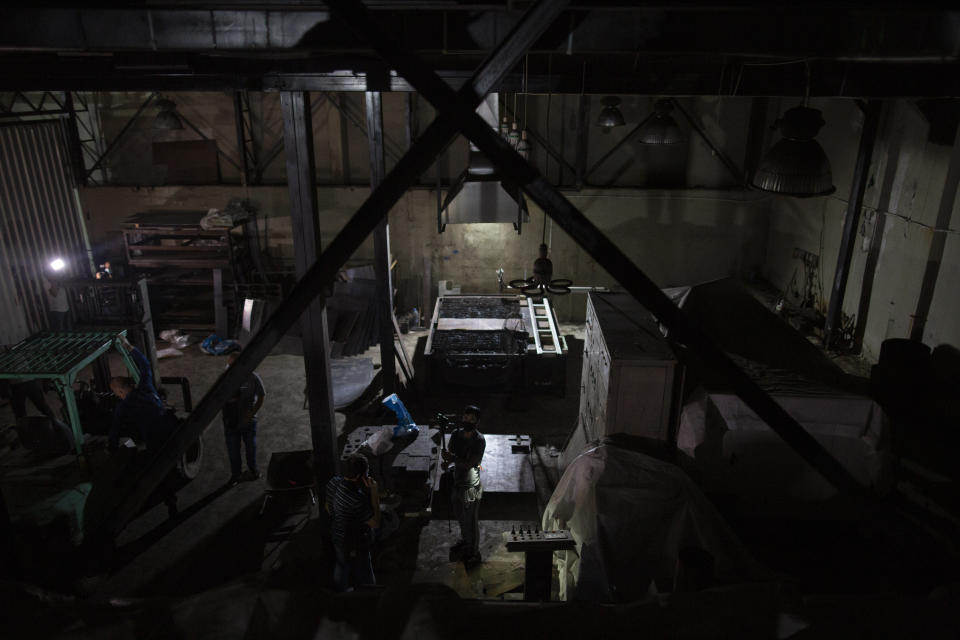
[
  {"xmin": 1, "ymin": 57, "xmax": 959, "ymax": 97},
  {"xmin": 1, "ymin": 7, "xmax": 957, "ymax": 60},
  {"xmin": 325, "ymin": 0, "xmax": 867, "ymax": 497},
  {"xmin": 89, "ymin": 0, "xmax": 570, "ymax": 544}
]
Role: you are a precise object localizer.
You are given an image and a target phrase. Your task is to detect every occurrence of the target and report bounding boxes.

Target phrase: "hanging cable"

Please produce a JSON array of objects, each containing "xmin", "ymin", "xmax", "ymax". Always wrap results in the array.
[
  {"xmin": 544, "ymin": 53, "xmax": 553, "ymax": 180},
  {"xmin": 523, "ymin": 54, "xmax": 530, "ymax": 127}
]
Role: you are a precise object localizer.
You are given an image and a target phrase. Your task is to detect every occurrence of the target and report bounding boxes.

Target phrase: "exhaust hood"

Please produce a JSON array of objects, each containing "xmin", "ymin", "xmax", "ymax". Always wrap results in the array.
[{"xmin": 438, "ymin": 94, "xmax": 529, "ymax": 233}]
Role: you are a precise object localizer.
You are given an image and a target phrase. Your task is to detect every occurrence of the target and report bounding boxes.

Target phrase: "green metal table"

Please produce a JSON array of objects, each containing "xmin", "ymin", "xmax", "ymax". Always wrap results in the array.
[{"xmin": 0, "ymin": 331, "xmax": 140, "ymax": 456}]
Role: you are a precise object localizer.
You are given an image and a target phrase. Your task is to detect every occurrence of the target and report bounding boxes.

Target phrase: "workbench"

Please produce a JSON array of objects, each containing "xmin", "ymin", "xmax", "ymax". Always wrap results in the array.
[{"xmin": 122, "ymin": 210, "xmax": 250, "ymax": 335}]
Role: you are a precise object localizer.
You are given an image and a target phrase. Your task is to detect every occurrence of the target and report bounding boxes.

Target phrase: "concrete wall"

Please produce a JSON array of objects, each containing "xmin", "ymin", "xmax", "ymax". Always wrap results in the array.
[
  {"xmin": 80, "ymin": 184, "xmax": 769, "ymax": 323},
  {"xmin": 760, "ymin": 98, "xmax": 960, "ymax": 362}
]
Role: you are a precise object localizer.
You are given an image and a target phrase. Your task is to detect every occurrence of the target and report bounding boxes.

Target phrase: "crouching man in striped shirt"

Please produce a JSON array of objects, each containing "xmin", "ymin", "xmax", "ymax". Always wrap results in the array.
[{"xmin": 325, "ymin": 453, "xmax": 380, "ymax": 591}]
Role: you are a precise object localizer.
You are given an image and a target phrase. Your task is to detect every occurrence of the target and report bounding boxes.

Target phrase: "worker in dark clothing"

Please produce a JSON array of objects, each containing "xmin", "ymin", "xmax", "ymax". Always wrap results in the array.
[
  {"xmin": 108, "ymin": 376, "xmax": 176, "ymax": 453},
  {"xmin": 108, "ymin": 375, "xmax": 180, "ymax": 517},
  {"xmin": 116, "ymin": 335, "xmax": 158, "ymax": 397},
  {"xmin": 442, "ymin": 404, "xmax": 486, "ymax": 569},
  {"xmin": 223, "ymin": 350, "xmax": 265, "ymax": 485},
  {"xmin": 325, "ymin": 453, "xmax": 380, "ymax": 592}
]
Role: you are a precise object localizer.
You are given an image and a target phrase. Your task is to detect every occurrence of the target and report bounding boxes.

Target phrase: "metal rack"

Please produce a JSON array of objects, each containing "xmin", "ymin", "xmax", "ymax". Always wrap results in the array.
[
  {"xmin": 0, "ymin": 331, "xmax": 140, "ymax": 456},
  {"xmin": 122, "ymin": 210, "xmax": 250, "ymax": 335}
]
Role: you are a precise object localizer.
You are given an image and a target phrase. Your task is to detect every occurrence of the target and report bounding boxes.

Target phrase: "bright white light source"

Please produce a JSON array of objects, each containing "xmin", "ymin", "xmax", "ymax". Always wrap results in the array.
[{"xmin": 49, "ymin": 258, "xmax": 66, "ymax": 271}]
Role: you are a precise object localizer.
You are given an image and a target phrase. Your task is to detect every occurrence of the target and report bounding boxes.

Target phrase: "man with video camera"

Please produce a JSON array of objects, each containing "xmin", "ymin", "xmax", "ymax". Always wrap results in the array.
[{"xmin": 440, "ymin": 404, "xmax": 486, "ymax": 570}]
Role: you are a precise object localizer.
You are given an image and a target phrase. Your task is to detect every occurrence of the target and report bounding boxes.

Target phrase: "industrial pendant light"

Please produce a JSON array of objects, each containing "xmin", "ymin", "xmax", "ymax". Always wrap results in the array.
[
  {"xmin": 154, "ymin": 98, "xmax": 183, "ymax": 130},
  {"xmin": 638, "ymin": 99, "xmax": 684, "ymax": 144},
  {"xmin": 597, "ymin": 96, "xmax": 625, "ymax": 129},
  {"xmin": 752, "ymin": 105, "xmax": 834, "ymax": 197}
]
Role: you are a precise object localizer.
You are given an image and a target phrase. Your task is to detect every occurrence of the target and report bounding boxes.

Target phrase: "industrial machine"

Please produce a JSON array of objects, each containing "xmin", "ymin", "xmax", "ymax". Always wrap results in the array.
[
  {"xmin": 424, "ymin": 294, "xmax": 567, "ymax": 395},
  {"xmin": 0, "ymin": 330, "xmax": 143, "ymax": 457}
]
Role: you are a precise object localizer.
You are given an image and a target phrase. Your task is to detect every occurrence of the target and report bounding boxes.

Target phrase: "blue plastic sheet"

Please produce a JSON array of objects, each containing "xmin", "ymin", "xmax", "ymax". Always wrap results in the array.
[{"xmin": 200, "ymin": 334, "xmax": 241, "ymax": 355}]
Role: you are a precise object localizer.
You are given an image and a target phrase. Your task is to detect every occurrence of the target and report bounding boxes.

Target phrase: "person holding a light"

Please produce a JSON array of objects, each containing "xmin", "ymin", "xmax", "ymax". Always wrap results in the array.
[{"xmin": 44, "ymin": 258, "xmax": 71, "ymax": 331}]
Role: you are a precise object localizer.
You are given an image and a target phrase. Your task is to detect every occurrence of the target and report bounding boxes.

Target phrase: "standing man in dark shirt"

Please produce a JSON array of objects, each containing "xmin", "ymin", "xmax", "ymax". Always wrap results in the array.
[
  {"xmin": 325, "ymin": 453, "xmax": 380, "ymax": 592},
  {"xmin": 442, "ymin": 404, "xmax": 486, "ymax": 569},
  {"xmin": 223, "ymin": 350, "xmax": 265, "ymax": 485}
]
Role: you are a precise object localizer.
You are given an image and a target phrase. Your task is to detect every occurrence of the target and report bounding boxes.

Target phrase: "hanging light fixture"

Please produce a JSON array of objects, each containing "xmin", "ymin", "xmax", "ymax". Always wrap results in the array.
[
  {"xmin": 154, "ymin": 98, "xmax": 183, "ymax": 130},
  {"xmin": 597, "ymin": 96, "xmax": 625, "ymax": 129},
  {"xmin": 638, "ymin": 99, "xmax": 685, "ymax": 144},
  {"xmin": 508, "ymin": 213, "xmax": 572, "ymax": 300},
  {"xmin": 752, "ymin": 105, "xmax": 834, "ymax": 197}
]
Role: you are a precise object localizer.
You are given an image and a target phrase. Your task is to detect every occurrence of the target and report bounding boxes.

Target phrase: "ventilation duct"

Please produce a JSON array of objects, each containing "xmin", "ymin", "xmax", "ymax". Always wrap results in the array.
[{"xmin": 438, "ymin": 94, "xmax": 529, "ymax": 233}]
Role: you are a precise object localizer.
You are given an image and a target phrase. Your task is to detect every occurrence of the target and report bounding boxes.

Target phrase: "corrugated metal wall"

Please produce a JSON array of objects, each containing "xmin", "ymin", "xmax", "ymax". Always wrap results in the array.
[{"xmin": 0, "ymin": 120, "xmax": 91, "ymax": 345}]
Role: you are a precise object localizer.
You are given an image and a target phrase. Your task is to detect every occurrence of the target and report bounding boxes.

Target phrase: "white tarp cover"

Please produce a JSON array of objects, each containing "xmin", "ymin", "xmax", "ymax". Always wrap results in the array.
[
  {"xmin": 677, "ymin": 391, "xmax": 892, "ymax": 503},
  {"xmin": 542, "ymin": 442, "xmax": 771, "ymax": 602}
]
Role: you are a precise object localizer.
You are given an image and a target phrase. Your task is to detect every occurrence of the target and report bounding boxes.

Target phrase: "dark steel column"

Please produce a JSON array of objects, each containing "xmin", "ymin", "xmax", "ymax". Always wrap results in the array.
[
  {"xmin": 325, "ymin": 0, "xmax": 865, "ymax": 497},
  {"xmin": 137, "ymin": 277, "xmax": 160, "ymax": 385},
  {"xmin": 63, "ymin": 93, "xmax": 86, "ymax": 188},
  {"xmin": 824, "ymin": 100, "xmax": 882, "ymax": 348},
  {"xmin": 336, "ymin": 93, "xmax": 353, "ymax": 185},
  {"xmin": 213, "ymin": 268, "xmax": 227, "ymax": 337},
  {"xmin": 854, "ymin": 116, "xmax": 904, "ymax": 353},
  {"xmin": 281, "ymin": 90, "xmax": 340, "ymax": 482},
  {"xmin": 743, "ymin": 97, "xmax": 770, "ymax": 186},
  {"xmin": 233, "ymin": 91, "xmax": 250, "ymax": 185},
  {"xmin": 406, "ymin": 92, "xmax": 418, "ymax": 150},
  {"xmin": 367, "ymin": 91, "xmax": 396, "ymax": 394},
  {"xmin": 910, "ymin": 115, "xmax": 960, "ymax": 341},
  {"xmin": 574, "ymin": 94, "xmax": 590, "ymax": 190}
]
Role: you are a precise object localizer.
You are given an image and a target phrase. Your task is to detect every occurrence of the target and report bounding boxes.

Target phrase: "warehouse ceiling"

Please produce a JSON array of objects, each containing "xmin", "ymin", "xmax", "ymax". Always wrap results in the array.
[{"xmin": 0, "ymin": 3, "xmax": 958, "ymax": 96}]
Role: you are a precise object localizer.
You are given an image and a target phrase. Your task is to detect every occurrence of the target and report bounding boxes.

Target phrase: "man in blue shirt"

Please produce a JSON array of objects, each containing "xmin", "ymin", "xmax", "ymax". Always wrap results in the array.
[{"xmin": 325, "ymin": 453, "xmax": 380, "ymax": 592}]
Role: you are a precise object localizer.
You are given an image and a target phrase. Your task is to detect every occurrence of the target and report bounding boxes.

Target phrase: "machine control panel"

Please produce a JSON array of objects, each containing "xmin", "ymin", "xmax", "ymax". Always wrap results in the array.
[{"xmin": 504, "ymin": 525, "xmax": 576, "ymax": 552}]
